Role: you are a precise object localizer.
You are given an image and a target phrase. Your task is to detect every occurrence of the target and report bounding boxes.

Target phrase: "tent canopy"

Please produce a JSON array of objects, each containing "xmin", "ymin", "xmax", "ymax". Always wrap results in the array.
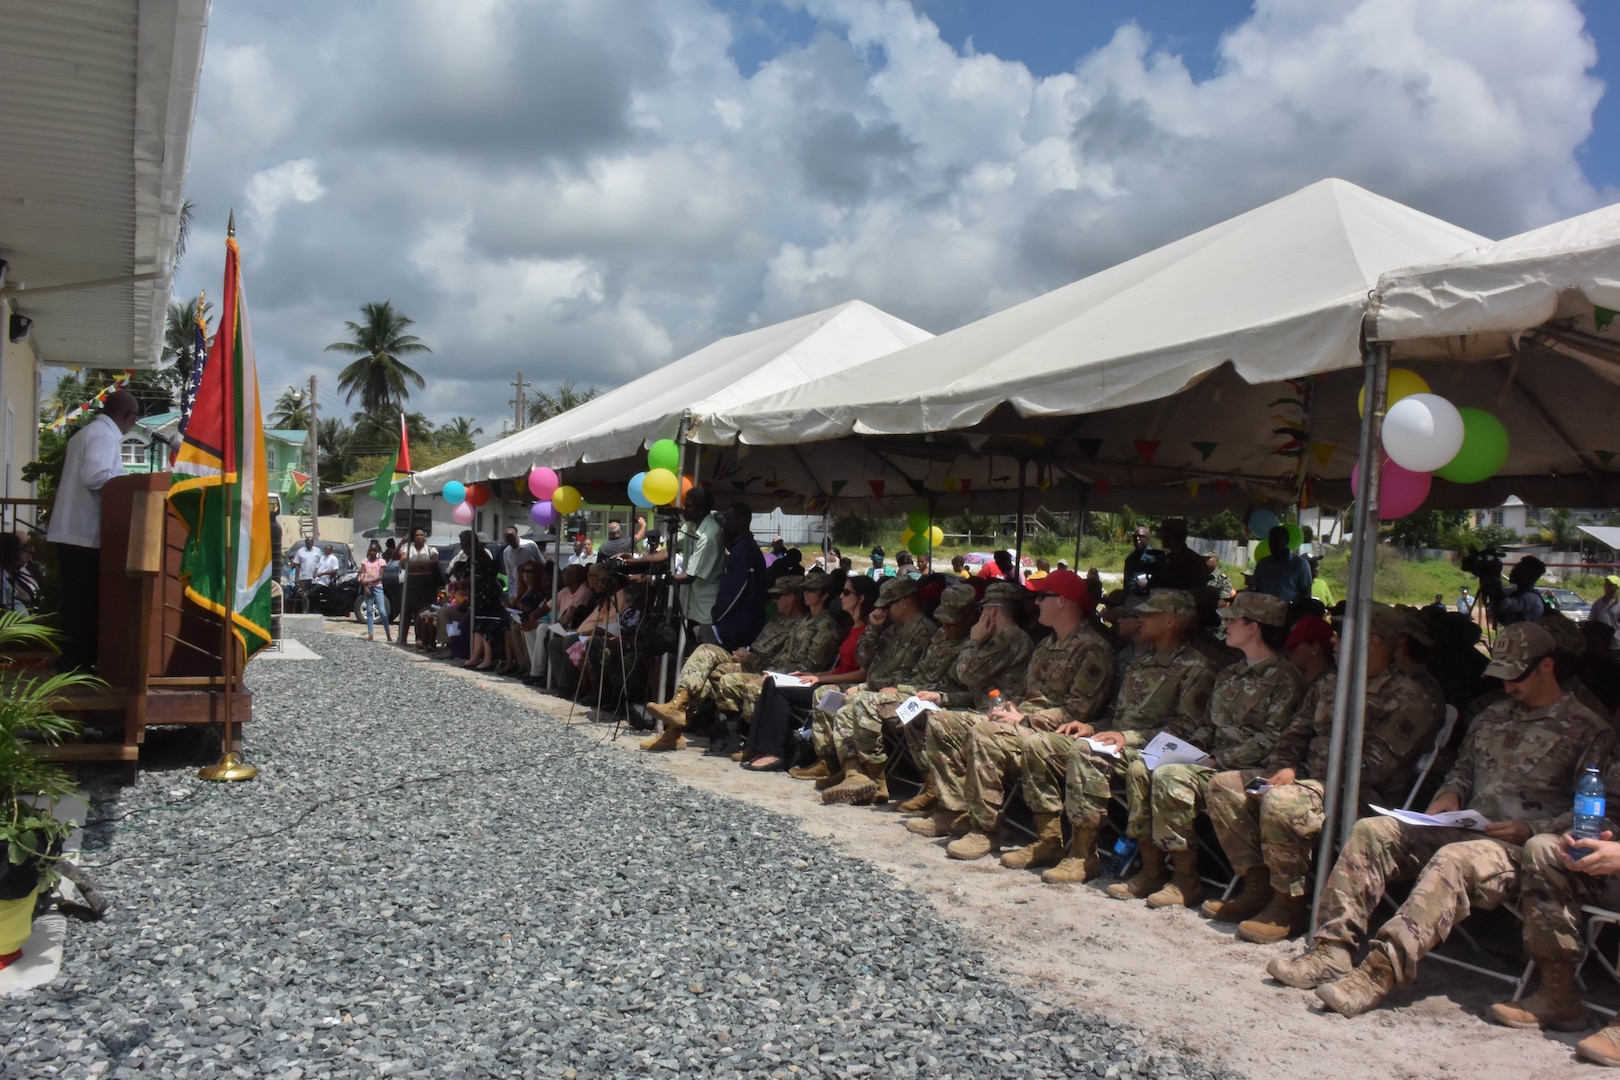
[{"xmin": 410, "ymin": 299, "xmax": 931, "ymax": 493}]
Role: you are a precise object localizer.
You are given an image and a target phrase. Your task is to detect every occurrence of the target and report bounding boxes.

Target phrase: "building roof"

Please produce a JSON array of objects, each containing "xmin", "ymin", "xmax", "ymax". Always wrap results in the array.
[{"xmin": 266, "ymin": 428, "xmax": 307, "ymax": 446}]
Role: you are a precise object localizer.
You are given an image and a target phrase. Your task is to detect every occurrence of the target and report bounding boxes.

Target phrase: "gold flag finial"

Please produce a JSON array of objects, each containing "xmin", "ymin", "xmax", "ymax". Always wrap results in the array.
[{"xmin": 227, "ymin": 210, "xmax": 235, "ymax": 238}]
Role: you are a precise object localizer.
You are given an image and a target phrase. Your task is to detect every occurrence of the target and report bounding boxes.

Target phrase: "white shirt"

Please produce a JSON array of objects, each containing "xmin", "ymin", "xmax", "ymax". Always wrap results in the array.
[
  {"xmin": 317, "ymin": 553, "xmax": 340, "ymax": 581},
  {"xmin": 291, "ymin": 545, "xmax": 324, "ymax": 582},
  {"xmin": 47, "ymin": 414, "xmax": 125, "ymax": 548},
  {"xmin": 502, "ymin": 540, "xmax": 542, "ymax": 596}
]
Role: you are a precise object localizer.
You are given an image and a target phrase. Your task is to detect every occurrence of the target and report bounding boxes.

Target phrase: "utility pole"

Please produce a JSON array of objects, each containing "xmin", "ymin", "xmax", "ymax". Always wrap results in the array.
[
  {"xmin": 509, "ymin": 372, "xmax": 528, "ymax": 433},
  {"xmin": 308, "ymin": 374, "xmax": 320, "ymax": 543}
]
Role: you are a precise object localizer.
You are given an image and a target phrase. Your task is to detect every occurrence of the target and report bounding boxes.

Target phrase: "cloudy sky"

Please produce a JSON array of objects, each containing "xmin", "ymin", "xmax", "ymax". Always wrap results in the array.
[{"xmin": 173, "ymin": 0, "xmax": 1618, "ymax": 443}]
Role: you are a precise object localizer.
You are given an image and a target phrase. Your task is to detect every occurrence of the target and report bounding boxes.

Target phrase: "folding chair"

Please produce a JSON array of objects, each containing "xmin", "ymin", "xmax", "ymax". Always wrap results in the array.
[{"xmin": 1402, "ymin": 705, "xmax": 1460, "ymax": 810}]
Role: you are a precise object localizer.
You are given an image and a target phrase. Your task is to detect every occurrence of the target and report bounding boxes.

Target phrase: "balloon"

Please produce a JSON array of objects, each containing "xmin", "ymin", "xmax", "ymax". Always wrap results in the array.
[
  {"xmin": 627, "ymin": 472, "xmax": 654, "ymax": 509},
  {"xmin": 1382, "ymin": 393, "xmax": 1465, "ymax": 473},
  {"xmin": 1247, "ymin": 508, "xmax": 1280, "ymax": 537},
  {"xmin": 451, "ymin": 501, "xmax": 474, "ymax": 525},
  {"xmin": 647, "ymin": 439, "xmax": 680, "ymax": 473},
  {"xmin": 679, "ymin": 475, "xmax": 695, "ymax": 501},
  {"xmin": 551, "ymin": 485, "xmax": 582, "ymax": 514},
  {"xmin": 1284, "ymin": 523, "xmax": 1303, "ymax": 551},
  {"xmin": 907, "ymin": 531, "xmax": 930, "ymax": 557},
  {"xmin": 1435, "ymin": 408, "xmax": 1510, "ymax": 484},
  {"xmin": 1253, "ymin": 541, "xmax": 1271, "ymax": 560},
  {"xmin": 530, "ymin": 501, "xmax": 557, "ymax": 527},
  {"xmin": 1352, "ymin": 458, "xmax": 1432, "ymax": 519},
  {"xmin": 642, "ymin": 468, "xmax": 678, "ymax": 506},
  {"xmin": 464, "ymin": 483, "xmax": 491, "ymax": 507},
  {"xmin": 1358, "ymin": 368, "xmax": 1431, "ymax": 416},
  {"xmin": 928, "ymin": 525, "xmax": 944, "ymax": 547},
  {"xmin": 906, "ymin": 509, "xmax": 930, "ymax": 534},
  {"xmin": 899, "ymin": 528, "xmax": 916, "ymax": 547},
  {"xmin": 441, "ymin": 480, "xmax": 466, "ymax": 504},
  {"xmin": 528, "ymin": 467, "xmax": 559, "ymax": 500}
]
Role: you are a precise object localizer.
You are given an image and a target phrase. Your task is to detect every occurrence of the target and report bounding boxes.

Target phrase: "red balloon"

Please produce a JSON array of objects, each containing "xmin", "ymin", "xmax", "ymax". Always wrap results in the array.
[
  {"xmin": 1351, "ymin": 458, "xmax": 1431, "ymax": 519},
  {"xmin": 464, "ymin": 483, "xmax": 491, "ymax": 507}
]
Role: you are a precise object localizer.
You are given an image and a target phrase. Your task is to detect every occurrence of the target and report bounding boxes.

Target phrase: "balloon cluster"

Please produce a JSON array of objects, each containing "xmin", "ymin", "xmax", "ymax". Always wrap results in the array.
[
  {"xmin": 1350, "ymin": 369, "xmax": 1511, "ymax": 518},
  {"xmin": 1247, "ymin": 508, "xmax": 1304, "ymax": 560},
  {"xmin": 626, "ymin": 440, "xmax": 683, "ymax": 509},
  {"xmin": 522, "ymin": 468, "xmax": 581, "ymax": 528},
  {"xmin": 899, "ymin": 509, "xmax": 944, "ymax": 558}
]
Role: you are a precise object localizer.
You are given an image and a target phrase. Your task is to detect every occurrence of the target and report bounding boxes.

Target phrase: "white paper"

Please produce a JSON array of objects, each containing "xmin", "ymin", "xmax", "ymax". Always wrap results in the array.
[
  {"xmin": 895, "ymin": 696, "xmax": 942, "ymax": 726},
  {"xmin": 766, "ymin": 671, "xmax": 809, "ymax": 687},
  {"xmin": 1369, "ymin": 805, "xmax": 1491, "ymax": 831},
  {"xmin": 1139, "ymin": 732, "xmax": 1211, "ymax": 771},
  {"xmin": 815, "ymin": 688, "xmax": 846, "ymax": 713},
  {"xmin": 1082, "ymin": 737, "xmax": 1123, "ymax": 759}
]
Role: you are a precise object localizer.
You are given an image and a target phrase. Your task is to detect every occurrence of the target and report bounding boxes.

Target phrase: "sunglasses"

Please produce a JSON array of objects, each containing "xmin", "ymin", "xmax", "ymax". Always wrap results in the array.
[{"xmin": 841, "ymin": 588, "xmax": 857, "ymax": 596}]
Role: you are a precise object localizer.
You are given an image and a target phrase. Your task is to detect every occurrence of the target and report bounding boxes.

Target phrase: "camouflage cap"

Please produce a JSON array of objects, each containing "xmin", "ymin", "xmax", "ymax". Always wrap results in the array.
[
  {"xmin": 1137, "ymin": 589, "xmax": 1195, "ymax": 616},
  {"xmin": 1365, "ymin": 603, "xmax": 1406, "ymax": 642},
  {"xmin": 1539, "ymin": 611, "xmax": 1586, "ymax": 657},
  {"xmin": 1118, "ymin": 594, "xmax": 1151, "ymax": 618},
  {"xmin": 1396, "ymin": 607, "xmax": 1434, "ymax": 647},
  {"xmin": 767, "ymin": 574, "xmax": 807, "ymax": 596},
  {"xmin": 800, "ymin": 569, "xmax": 832, "ymax": 593},
  {"xmin": 874, "ymin": 576, "xmax": 920, "ymax": 608},
  {"xmin": 935, "ymin": 583, "xmax": 979, "ymax": 624},
  {"xmin": 1483, "ymin": 621, "xmax": 1557, "ymax": 680},
  {"xmin": 980, "ymin": 581, "xmax": 1024, "ymax": 607},
  {"xmin": 1217, "ymin": 590, "xmax": 1288, "ymax": 627}
]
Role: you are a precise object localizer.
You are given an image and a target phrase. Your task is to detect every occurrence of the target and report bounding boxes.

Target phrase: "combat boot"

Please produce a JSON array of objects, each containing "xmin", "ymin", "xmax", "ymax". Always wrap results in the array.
[
  {"xmin": 1041, "ymin": 824, "xmax": 1101, "ymax": 884},
  {"xmin": 1145, "ymin": 849, "xmax": 1204, "ymax": 909},
  {"xmin": 1267, "ymin": 941, "xmax": 1353, "ymax": 989},
  {"xmin": 1200, "ymin": 866, "xmax": 1271, "ymax": 922},
  {"xmin": 1105, "ymin": 844, "xmax": 1167, "ymax": 900},
  {"xmin": 789, "ymin": 758, "xmax": 830, "ymax": 781},
  {"xmin": 822, "ymin": 762, "xmax": 879, "ymax": 805},
  {"xmin": 897, "ymin": 776, "xmax": 938, "ymax": 815},
  {"xmin": 814, "ymin": 763, "xmax": 848, "ymax": 791},
  {"xmin": 945, "ymin": 829, "xmax": 997, "ymax": 861},
  {"xmin": 906, "ymin": 810, "xmax": 968, "ymax": 838},
  {"xmin": 645, "ymin": 688, "xmax": 691, "ymax": 728},
  {"xmin": 1000, "ymin": 813, "xmax": 1065, "ymax": 871},
  {"xmin": 639, "ymin": 717, "xmax": 687, "ymax": 752},
  {"xmin": 1316, "ymin": 947, "xmax": 1396, "ymax": 1017},
  {"xmin": 1237, "ymin": 894, "xmax": 1310, "ymax": 944},
  {"xmin": 1578, "ymin": 1024, "xmax": 1620, "ymax": 1067},
  {"xmin": 1489, "ymin": 961, "xmax": 1589, "ymax": 1031}
]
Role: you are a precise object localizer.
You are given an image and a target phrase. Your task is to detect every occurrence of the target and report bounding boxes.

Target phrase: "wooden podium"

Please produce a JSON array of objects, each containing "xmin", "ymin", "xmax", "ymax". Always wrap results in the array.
[{"xmin": 55, "ymin": 473, "xmax": 252, "ymax": 770}]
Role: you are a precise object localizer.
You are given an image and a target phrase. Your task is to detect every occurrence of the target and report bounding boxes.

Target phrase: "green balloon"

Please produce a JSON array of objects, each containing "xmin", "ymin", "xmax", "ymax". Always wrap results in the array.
[
  {"xmin": 907, "ymin": 531, "xmax": 931, "ymax": 558},
  {"xmin": 906, "ymin": 509, "xmax": 931, "ymax": 534},
  {"xmin": 647, "ymin": 438, "xmax": 680, "ymax": 473},
  {"xmin": 1434, "ymin": 408, "xmax": 1509, "ymax": 484},
  {"xmin": 1253, "ymin": 540, "xmax": 1271, "ymax": 561},
  {"xmin": 1284, "ymin": 523, "xmax": 1304, "ymax": 551}
]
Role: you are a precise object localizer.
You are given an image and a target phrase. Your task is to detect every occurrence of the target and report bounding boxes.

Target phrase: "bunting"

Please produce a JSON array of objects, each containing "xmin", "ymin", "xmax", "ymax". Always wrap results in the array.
[
  {"xmin": 1190, "ymin": 441, "xmax": 1218, "ymax": 462},
  {"xmin": 1133, "ymin": 440, "xmax": 1160, "ymax": 465}
]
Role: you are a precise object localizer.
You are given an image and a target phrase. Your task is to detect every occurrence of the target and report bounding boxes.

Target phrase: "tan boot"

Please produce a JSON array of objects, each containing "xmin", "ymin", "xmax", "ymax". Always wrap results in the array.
[
  {"xmin": 1200, "ymin": 866, "xmax": 1272, "ymax": 922},
  {"xmin": 789, "ymin": 759, "xmax": 830, "ymax": 781},
  {"xmin": 1237, "ymin": 894, "xmax": 1311, "ymax": 944},
  {"xmin": 1578, "ymin": 1024, "xmax": 1620, "ymax": 1067},
  {"xmin": 1489, "ymin": 961, "xmax": 1589, "ymax": 1032},
  {"xmin": 1105, "ymin": 844, "xmax": 1167, "ymax": 900},
  {"xmin": 814, "ymin": 764, "xmax": 848, "ymax": 791},
  {"xmin": 1316, "ymin": 947, "xmax": 1396, "ymax": 1017},
  {"xmin": 869, "ymin": 764, "xmax": 889, "ymax": 805},
  {"xmin": 821, "ymin": 762, "xmax": 879, "ymax": 805},
  {"xmin": 645, "ymin": 688, "xmax": 691, "ymax": 727},
  {"xmin": 946, "ymin": 829, "xmax": 997, "ymax": 861},
  {"xmin": 1145, "ymin": 849, "xmax": 1204, "ymax": 909},
  {"xmin": 906, "ymin": 810, "xmax": 968, "ymax": 838},
  {"xmin": 897, "ymin": 776, "xmax": 938, "ymax": 815},
  {"xmin": 1000, "ymin": 813, "xmax": 1066, "ymax": 871},
  {"xmin": 639, "ymin": 716, "xmax": 687, "ymax": 752},
  {"xmin": 1041, "ymin": 825, "xmax": 1101, "ymax": 884},
  {"xmin": 1267, "ymin": 941, "xmax": 1353, "ymax": 989}
]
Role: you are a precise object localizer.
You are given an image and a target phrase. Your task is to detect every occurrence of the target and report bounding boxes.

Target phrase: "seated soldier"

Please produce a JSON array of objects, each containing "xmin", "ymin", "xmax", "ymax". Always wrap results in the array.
[
  {"xmin": 1267, "ymin": 623, "xmax": 1615, "ymax": 1017},
  {"xmin": 1109, "ymin": 591, "xmax": 1306, "ymax": 909},
  {"xmin": 819, "ymin": 583, "xmax": 987, "ymax": 806},
  {"xmin": 923, "ymin": 571, "xmax": 1116, "ymax": 861},
  {"xmin": 904, "ymin": 582, "xmax": 1035, "ymax": 836},
  {"xmin": 1022, "ymin": 588, "xmax": 1220, "ymax": 882},
  {"xmin": 1204, "ymin": 606, "xmax": 1442, "ymax": 942},
  {"xmin": 640, "ymin": 572, "xmax": 804, "ymax": 751}
]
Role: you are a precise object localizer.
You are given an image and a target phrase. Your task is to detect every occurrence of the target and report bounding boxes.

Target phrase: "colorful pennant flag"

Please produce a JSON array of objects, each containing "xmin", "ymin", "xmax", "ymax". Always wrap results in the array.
[
  {"xmin": 366, "ymin": 415, "xmax": 413, "ymax": 532},
  {"xmin": 1190, "ymin": 441, "xmax": 1217, "ymax": 462}
]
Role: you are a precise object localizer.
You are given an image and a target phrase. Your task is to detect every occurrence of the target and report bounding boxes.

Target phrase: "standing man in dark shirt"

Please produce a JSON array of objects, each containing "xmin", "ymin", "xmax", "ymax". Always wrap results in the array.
[
  {"xmin": 1155, "ymin": 519, "xmax": 1208, "ymax": 591},
  {"xmin": 1122, "ymin": 526, "xmax": 1161, "ymax": 596},
  {"xmin": 596, "ymin": 520, "xmax": 635, "ymax": 561},
  {"xmin": 1497, "ymin": 556, "xmax": 1548, "ymax": 627},
  {"xmin": 712, "ymin": 502, "xmax": 767, "ymax": 649}
]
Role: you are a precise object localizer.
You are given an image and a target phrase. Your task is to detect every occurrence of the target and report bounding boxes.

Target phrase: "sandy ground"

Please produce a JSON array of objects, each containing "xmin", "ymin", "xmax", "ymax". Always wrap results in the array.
[{"xmin": 322, "ymin": 621, "xmax": 1610, "ymax": 1079}]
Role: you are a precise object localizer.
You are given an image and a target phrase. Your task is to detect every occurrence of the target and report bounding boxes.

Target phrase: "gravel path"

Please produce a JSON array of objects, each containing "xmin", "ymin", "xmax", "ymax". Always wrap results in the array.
[{"xmin": 0, "ymin": 636, "xmax": 1236, "ymax": 1079}]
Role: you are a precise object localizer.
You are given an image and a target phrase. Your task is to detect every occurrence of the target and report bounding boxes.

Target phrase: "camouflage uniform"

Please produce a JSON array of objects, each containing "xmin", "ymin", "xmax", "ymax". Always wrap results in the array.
[
  {"xmin": 709, "ymin": 613, "xmax": 803, "ymax": 713},
  {"xmin": 843, "ymin": 625, "xmax": 972, "ymax": 769},
  {"xmin": 1149, "ymin": 653, "xmax": 1306, "ymax": 852},
  {"xmin": 809, "ymin": 621, "xmax": 885, "ymax": 761},
  {"xmin": 1207, "ymin": 665, "xmax": 1442, "ymax": 897},
  {"xmin": 712, "ymin": 609, "xmax": 842, "ymax": 718},
  {"xmin": 1313, "ymin": 691, "xmax": 1612, "ymax": 986},
  {"xmin": 825, "ymin": 611, "xmax": 937, "ymax": 762},
  {"xmin": 923, "ymin": 626, "xmax": 1036, "ymax": 810}
]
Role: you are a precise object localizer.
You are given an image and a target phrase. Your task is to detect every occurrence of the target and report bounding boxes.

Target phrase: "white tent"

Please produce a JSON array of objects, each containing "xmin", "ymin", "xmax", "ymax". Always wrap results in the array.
[{"xmin": 410, "ymin": 299, "xmax": 931, "ymax": 493}]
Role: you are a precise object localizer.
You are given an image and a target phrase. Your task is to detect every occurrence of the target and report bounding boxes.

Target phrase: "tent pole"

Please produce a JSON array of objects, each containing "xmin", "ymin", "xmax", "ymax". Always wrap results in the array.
[
  {"xmin": 661, "ymin": 413, "xmax": 692, "ymax": 702},
  {"xmin": 1310, "ymin": 344, "xmax": 1388, "ymax": 930},
  {"xmin": 1014, "ymin": 458, "xmax": 1028, "ymax": 582},
  {"xmin": 1076, "ymin": 485, "xmax": 1088, "ymax": 568}
]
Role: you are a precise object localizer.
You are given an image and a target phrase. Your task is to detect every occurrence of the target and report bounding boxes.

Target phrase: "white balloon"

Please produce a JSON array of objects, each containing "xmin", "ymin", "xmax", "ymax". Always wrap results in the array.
[{"xmin": 1382, "ymin": 393, "xmax": 1464, "ymax": 473}]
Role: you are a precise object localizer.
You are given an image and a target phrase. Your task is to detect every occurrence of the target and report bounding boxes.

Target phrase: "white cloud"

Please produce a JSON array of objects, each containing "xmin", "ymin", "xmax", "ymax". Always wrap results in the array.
[{"xmin": 244, "ymin": 159, "xmax": 325, "ymax": 238}]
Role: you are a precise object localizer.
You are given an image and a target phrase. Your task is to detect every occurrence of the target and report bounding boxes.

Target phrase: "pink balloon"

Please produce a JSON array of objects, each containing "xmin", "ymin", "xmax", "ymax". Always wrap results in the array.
[
  {"xmin": 1351, "ymin": 458, "xmax": 1431, "ymax": 519},
  {"xmin": 528, "ymin": 467, "xmax": 559, "ymax": 500},
  {"xmin": 452, "ymin": 501, "xmax": 475, "ymax": 525},
  {"xmin": 530, "ymin": 501, "xmax": 557, "ymax": 527}
]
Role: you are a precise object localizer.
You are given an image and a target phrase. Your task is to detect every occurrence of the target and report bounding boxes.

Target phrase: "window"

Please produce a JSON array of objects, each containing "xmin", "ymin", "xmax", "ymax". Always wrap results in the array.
[
  {"xmin": 121, "ymin": 442, "xmax": 146, "ymax": 466},
  {"xmin": 1490, "ymin": 510, "xmax": 1505, "ymax": 526}
]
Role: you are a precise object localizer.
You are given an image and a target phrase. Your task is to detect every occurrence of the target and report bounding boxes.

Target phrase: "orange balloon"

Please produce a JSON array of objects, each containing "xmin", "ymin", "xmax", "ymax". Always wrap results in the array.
[{"xmin": 680, "ymin": 475, "xmax": 695, "ymax": 499}]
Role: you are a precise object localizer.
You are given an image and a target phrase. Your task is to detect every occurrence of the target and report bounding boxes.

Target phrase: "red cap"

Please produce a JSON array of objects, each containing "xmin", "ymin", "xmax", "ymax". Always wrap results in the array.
[
  {"xmin": 1029, "ymin": 568, "xmax": 1090, "ymax": 607},
  {"xmin": 1284, "ymin": 615, "xmax": 1334, "ymax": 649}
]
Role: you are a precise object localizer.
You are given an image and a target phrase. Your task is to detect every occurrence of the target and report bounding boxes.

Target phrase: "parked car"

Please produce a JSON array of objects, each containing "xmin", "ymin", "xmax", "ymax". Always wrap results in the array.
[
  {"xmin": 283, "ymin": 541, "xmax": 361, "ymax": 617},
  {"xmin": 1539, "ymin": 587, "xmax": 1592, "ymax": 622}
]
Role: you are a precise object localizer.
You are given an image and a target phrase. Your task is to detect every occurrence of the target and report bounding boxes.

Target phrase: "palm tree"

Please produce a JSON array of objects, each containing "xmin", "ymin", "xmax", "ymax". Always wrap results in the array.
[
  {"xmin": 348, "ymin": 406, "xmax": 433, "ymax": 461},
  {"xmin": 173, "ymin": 197, "xmax": 195, "ymax": 272},
  {"xmin": 269, "ymin": 388, "xmax": 311, "ymax": 430},
  {"xmin": 159, "ymin": 296, "xmax": 215, "ymax": 407},
  {"xmin": 442, "ymin": 416, "xmax": 483, "ymax": 449},
  {"xmin": 324, "ymin": 302, "xmax": 431, "ymax": 412},
  {"xmin": 527, "ymin": 380, "xmax": 600, "ymax": 425}
]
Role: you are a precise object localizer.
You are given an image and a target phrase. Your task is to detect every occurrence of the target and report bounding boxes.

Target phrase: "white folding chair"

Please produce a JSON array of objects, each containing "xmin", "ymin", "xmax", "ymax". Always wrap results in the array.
[{"xmin": 1402, "ymin": 705, "xmax": 1460, "ymax": 810}]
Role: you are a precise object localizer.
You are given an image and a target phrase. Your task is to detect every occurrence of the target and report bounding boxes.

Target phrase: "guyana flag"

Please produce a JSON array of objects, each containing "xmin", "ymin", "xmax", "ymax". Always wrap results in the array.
[
  {"xmin": 366, "ymin": 414, "xmax": 412, "ymax": 532},
  {"xmin": 168, "ymin": 223, "xmax": 274, "ymax": 659}
]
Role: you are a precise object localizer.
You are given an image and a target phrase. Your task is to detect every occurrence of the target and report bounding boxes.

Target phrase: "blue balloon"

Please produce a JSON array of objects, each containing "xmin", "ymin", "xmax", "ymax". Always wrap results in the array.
[
  {"xmin": 442, "ymin": 480, "xmax": 466, "ymax": 505},
  {"xmin": 627, "ymin": 472, "xmax": 654, "ymax": 509},
  {"xmin": 1247, "ymin": 508, "xmax": 1280, "ymax": 538}
]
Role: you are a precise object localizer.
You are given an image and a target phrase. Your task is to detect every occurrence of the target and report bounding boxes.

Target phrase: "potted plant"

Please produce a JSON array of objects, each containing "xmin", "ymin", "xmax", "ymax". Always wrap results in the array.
[{"xmin": 0, "ymin": 611, "xmax": 96, "ymax": 967}]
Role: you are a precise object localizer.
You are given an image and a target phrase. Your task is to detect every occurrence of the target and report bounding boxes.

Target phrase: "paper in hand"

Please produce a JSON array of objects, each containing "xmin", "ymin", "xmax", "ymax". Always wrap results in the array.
[
  {"xmin": 1370, "ymin": 805, "xmax": 1490, "ymax": 831},
  {"xmin": 895, "ymin": 695, "xmax": 942, "ymax": 726},
  {"xmin": 766, "ymin": 671, "xmax": 809, "ymax": 687},
  {"xmin": 1082, "ymin": 737, "xmax": 1122, "ymax": 759},
  {"xmin": 1139, "ymin": 731, "xmax": 1211, "ymax": 771}
]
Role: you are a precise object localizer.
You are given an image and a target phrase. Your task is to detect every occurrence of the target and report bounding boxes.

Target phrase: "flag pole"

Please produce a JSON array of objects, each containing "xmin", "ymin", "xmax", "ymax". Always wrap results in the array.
[{"xmin": 201, "ymin": 211, "xmax": 258, "ymax": 782}]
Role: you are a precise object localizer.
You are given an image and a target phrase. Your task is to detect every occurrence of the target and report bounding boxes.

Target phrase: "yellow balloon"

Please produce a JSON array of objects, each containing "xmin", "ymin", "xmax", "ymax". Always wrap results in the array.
[
  {"xmin": 927, "ymin": 525, "xmax": 944, "ymax": 546},
  {"xmin": 899, "ymin": 528, "xmax": 916, "ymax": 546},
  {"xmin": 1358, "ymin": 368, "xmax": 1430, "ymax": 416},
  {"xmin": 551, "ymin": 485, "xmax": 582, "ymax": 514},
  {"xmin": 642, "ymin": 468, "xmax": 678, "ymax": 506}
]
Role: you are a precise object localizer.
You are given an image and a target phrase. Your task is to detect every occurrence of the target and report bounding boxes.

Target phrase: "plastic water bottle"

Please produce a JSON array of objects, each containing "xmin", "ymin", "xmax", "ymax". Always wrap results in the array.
[
  {"xmin": 1572, "ymin": 764, "xmax": 1607, "ymax": 858},
  {"xmin": 1111, "ymin": 838, "xmax": 1138, "ymax": 877}
]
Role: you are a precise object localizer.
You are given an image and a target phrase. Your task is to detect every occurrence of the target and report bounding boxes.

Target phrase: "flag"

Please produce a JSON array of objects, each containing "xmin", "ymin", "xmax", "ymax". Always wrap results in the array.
[
  {"xmin": 286, "ymin": 470, "xmax": 310, "ymax": 498},
  {"xmin": 168, "ymin": 223, "xmax": 274, "ymax": 660},
  {"xmin": 176, "ymin": 300, "xmax": 209, "ymax": 441},
  {"xmin": 366, "ymin": 415, "xmax": 413, "ymax": 532}
]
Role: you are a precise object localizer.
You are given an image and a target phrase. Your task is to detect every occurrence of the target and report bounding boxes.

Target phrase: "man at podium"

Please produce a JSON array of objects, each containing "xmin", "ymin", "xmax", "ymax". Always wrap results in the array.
[{"xmin": 47, "ymin": 389, "xmax": 139, "ymax": 671}]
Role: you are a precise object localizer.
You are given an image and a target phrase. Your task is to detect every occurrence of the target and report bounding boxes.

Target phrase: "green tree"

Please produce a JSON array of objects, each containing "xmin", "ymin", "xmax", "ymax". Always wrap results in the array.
[
  {"xmin": 268, "ymin": 388, "xmax": 310, "ymax": 430},
  {"xmin": 1540, "ymin": 507, "xmax": 1582, "ymax": 549},
  {"xmin": 324, "ymin": 301, "xmax": 431, "ymax": 412},
  {"xmin": 156, "ymin": 296, "xmax": 215, "ymax": 409},
  {"xmin": 436, "ymin": 416, "xmax": 483, "ymax": 453},
  {"xmin": 527, "ymin": 380, "xmax": 600, "ymax": 425},
  {"xmin": 1186, "ymin": 510, "xmax": 1246, "ymax": 541}
]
